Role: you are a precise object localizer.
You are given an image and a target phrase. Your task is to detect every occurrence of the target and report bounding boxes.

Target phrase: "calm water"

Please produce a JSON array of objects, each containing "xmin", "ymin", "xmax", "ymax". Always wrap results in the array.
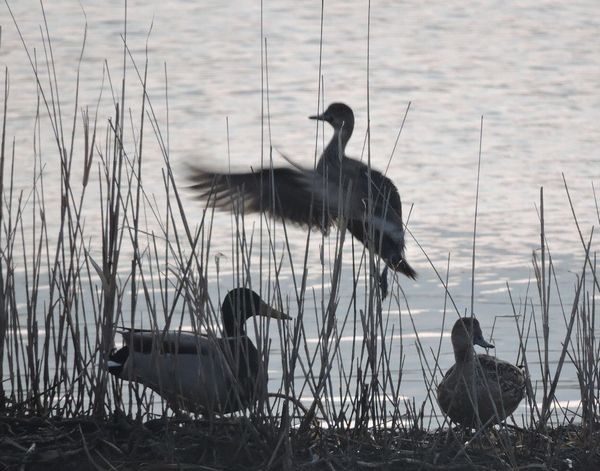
[{"xmin": 1, "ymin": 0, "xmax": 599, "ymax": 419}]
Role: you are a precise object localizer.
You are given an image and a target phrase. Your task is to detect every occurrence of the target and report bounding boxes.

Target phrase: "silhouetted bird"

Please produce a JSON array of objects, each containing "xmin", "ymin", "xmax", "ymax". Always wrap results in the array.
[
  {"xmin": 437, "ymin": 317, "xmax": 526, "ymax": 427},
  {"xmin": 107, "ymin": 288, "xmax": 290, "ymax": 414},
  {"xmin": 189, "ymin": 103, "xmax": 416, "ymax": 297}
]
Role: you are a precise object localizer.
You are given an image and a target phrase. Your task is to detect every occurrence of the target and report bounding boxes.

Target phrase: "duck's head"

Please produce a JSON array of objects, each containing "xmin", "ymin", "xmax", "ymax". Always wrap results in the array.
[
  {"xmin": 222, "ymin": 288, "xmax": 290, "ymax": 337},
  {"xmin": 310, "ymin": 102, "xmax": 355, "ymax": 134},
  {"xmin": 451, "ymin": 317, "xmax": 494, "ymax": 360}
]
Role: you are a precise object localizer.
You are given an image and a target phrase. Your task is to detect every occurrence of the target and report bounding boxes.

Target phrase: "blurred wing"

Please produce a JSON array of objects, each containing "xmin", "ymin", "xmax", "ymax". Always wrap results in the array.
[{"xmin": 188, "ymin": 165, "xmax": 333, "ymax": 231}]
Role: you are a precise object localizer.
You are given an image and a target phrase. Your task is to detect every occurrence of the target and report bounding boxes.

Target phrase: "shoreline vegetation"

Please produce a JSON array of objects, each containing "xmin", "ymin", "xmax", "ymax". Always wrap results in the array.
[{"xmin": 1, "ymin": 3, "xmax": 599, "ymax": 470}]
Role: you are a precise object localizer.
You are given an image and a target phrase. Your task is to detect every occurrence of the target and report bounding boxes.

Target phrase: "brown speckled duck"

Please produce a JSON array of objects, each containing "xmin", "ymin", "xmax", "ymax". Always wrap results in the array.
[{"xmin": 437, "ymin": 317, "xmax": 525, "ymax": 427}]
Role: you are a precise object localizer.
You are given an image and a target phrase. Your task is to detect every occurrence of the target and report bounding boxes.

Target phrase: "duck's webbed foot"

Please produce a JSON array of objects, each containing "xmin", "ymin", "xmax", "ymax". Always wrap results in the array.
[{"xmin": 379, "ymin": 266, "xmax": 389, "ymax": 299}]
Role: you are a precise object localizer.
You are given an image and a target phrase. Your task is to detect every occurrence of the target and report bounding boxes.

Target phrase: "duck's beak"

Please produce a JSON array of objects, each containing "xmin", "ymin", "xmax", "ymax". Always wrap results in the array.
[
  {"xmin": 309, "ymin": 112, "xmax": 327, "ymax": 121},
  {"xmin": 259, "ymin": 299, "xmax": 291, "ymax": 321},
  {"xmin": 474, "ymin": 333, "xmax": 495, "ymax": 349}
]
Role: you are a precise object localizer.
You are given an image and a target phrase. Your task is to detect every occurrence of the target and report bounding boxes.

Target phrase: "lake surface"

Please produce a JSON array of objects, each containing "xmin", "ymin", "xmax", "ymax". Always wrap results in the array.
[{"xmin": 1, "ymin": 0, "xmax": 599, "ymax": 421}]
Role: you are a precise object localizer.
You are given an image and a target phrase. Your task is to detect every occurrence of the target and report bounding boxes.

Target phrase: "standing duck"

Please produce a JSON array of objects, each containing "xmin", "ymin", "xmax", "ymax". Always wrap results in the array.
[
  {"xmin": 437, "ymin": 317, "xmax": 526, "ymax": 427},
  {"xmin": 188, "ymin": 103, "xmax": 416, "ymax": 297},
  {"xmin": 107, "ymin": 288, "xmax": 290, "ymax": 414}
]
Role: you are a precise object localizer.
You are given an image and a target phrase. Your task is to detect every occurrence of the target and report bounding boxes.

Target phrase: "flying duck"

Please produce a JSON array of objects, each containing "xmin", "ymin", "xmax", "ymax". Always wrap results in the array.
[
  {"xmin": 188, "ymin": 103, "xmax": 416, "ymax": 298},
  {"xmin": 107, "ymin": 288, "xmax": 290, "ymax": 414},
  {"xmin": 437, "ymin": 317, "xmax": 526, "ymax": 428}
]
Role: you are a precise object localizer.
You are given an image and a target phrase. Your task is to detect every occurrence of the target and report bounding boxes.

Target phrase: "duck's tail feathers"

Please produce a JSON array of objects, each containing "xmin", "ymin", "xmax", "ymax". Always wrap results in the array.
[
  {"xmin": 106, "ymin": 346, "xmax": 129, "ymax": 377},
  {"xmin": 398, "ymin": 260, "xmax": 417, "ymax": 280}
]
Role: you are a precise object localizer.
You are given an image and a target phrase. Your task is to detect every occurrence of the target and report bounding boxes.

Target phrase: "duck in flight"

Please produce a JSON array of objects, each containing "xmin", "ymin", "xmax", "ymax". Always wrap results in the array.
[
  {"xmin": 107, "ymin": 288, "xmax": 290, "ymax": 414},
  {"xmin": 437, "ymin": 317, "xmax": 526, "ymax": 428},
  {"xmin": 189, "ymin": 103, "xmax": 416, "ymax": 297}
]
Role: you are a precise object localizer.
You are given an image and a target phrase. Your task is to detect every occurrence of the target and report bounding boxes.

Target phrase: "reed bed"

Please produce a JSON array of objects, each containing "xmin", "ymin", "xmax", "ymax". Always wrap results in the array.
[{"xmin": 0, "ymin": 4, "xmax": 599, "ymax": 470}]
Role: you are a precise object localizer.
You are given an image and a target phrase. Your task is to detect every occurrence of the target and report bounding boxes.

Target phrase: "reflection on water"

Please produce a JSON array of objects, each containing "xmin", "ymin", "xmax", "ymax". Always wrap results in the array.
[{"xmin": 1, "ymin": 0, "xmax": 599, "ymax": 419}]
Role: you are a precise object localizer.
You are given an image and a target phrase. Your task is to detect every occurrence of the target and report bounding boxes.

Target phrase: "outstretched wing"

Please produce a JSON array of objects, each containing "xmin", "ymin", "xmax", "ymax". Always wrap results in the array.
[{"xmin": 188, "ymin": 165, "xmax": 333, "ymax": 231}]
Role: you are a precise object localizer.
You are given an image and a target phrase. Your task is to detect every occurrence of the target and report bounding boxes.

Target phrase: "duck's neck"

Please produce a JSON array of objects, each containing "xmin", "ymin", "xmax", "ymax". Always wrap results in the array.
[
  {"xmin": 223, "ymin": 312, "xmax": 247, "ymax": 338},
  {"xmin": 454, "ymin": 346, "xmax": 475, "ymax": 372},
  {"xmin": 322, "ymin": 125, "xmax": 353, "ymax": 166}
]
